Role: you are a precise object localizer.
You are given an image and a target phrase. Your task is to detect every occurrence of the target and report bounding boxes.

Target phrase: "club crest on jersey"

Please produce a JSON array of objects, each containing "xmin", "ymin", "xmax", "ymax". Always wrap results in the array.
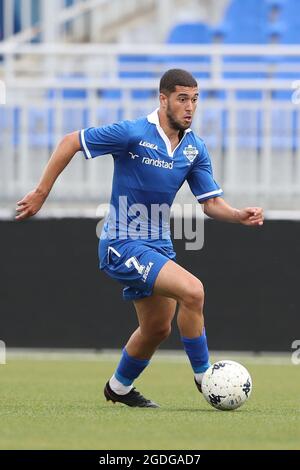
[{"xmin": 183, "ymin": 145, "xmax": 198, "ymax": 163}]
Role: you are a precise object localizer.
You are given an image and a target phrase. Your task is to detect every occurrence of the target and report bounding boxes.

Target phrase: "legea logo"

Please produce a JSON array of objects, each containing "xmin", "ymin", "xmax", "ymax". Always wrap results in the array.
[{"xmin": 139, "ymin": 140, "xmax": 158, "ymax": 151}]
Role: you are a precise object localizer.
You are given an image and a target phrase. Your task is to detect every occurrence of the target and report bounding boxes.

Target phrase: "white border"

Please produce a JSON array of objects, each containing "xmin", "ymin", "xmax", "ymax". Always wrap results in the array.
[
  {"xmin": 80, "ymin": 129, "xmax": 92, "ymax": 159},
  {"xmin": 196, "ymin": 188, "xmax": 223, "ymax": 201},
  {"xmin": 147, "ymin": 109, "xmax": 191, "ymax": 158}
]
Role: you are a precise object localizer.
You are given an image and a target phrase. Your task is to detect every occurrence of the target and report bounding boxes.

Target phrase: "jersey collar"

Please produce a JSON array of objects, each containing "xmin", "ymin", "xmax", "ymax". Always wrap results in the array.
[{"xmin": 147, "ymin": 108, "xmax": 192, "ymax": 158}]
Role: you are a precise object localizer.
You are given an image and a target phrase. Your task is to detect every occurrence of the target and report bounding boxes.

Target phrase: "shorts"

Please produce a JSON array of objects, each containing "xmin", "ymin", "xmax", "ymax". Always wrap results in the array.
[{"xmin": 99, "ymin": 238, "xmax": 176, "ymax": 301}]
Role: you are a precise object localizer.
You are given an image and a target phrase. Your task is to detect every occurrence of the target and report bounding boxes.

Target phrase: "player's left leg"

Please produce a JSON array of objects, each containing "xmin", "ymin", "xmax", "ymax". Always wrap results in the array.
[
  {"xmin": 152, "ymin": 260, "xmax": 210, "ymax": 392},
  {"xmin": 105, "ymin": 294, "xmax": 177, "ymax": 407},
  {"xmin": 126, "ymin": 293, "xmax": 177, "ymax": 359}
]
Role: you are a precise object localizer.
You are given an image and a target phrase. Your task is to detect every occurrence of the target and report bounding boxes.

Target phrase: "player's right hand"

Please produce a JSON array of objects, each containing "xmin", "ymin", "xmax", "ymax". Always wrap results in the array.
[{"xmin": 15, "ymin": 188, "xmax": 47, "ymax": 221}]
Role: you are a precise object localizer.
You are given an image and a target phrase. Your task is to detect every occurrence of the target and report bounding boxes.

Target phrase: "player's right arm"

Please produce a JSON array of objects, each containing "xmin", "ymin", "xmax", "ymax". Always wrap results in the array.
[{"xmin": 15, "ymin": 131, "xmax": 81, "ymax": 221}]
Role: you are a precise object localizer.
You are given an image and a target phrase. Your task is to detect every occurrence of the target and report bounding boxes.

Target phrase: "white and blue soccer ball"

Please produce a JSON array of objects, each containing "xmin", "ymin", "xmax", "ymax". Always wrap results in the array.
[{"xmin": 201, "ymin": 360, "xmax": 252, "ymax": 411}]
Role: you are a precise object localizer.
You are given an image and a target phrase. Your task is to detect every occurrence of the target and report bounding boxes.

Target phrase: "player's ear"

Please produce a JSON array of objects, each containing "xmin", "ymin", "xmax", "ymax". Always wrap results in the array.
[{"xmin": 159, "ymin": 93, "xmax": 168, "ymax": 109}]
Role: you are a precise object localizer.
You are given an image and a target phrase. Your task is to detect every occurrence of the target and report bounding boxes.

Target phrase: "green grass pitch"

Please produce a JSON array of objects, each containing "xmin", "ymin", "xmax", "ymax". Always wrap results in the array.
[{"xmin": 0, "ymin": 357, "xmax": 299, "ymax": 450}]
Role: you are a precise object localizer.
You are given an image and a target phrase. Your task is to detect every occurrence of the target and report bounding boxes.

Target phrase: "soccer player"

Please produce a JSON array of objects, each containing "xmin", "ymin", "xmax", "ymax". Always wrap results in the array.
[{"xmin": 16, "ymin": 69, "xmax": 264, "ymax": 408}]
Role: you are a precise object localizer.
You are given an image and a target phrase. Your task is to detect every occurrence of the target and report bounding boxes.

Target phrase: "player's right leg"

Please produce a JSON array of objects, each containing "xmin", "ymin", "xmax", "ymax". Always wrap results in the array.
[
  {"xmin": 153, "ymin": 260, "xmax": 210, "ymax": 391},
  {"xmin": 101, "ymin": 240, "xmax": 207, "ymax": 403},
  {"xmin": 104, "ymin": 293, "xmax": 177, "ymax": 408}
]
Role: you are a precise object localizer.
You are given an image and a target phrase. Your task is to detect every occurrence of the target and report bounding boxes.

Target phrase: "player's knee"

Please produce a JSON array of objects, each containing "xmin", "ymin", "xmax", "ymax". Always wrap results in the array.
[
  {"xmin": 182, "ymin": 279, "xmax": 205, "ymax": 311},
  {"xmin": 152, "ymin": 324, "xmax": 172, "ymax": 342}
]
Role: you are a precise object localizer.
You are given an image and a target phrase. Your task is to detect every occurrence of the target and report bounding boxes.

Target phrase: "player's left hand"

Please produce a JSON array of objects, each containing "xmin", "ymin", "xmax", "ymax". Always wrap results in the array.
[
  {"xmin": 238, "ymin": 207, "xmax": 264, "ymax": 226},
  {"xmin": 15, "ymin": 188, "xmax": 47, "ymax": 221}
]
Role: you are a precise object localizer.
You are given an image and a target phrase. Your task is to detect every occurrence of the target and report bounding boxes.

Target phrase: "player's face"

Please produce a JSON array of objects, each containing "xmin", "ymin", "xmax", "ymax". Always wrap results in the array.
[{"xmin": 163, "ymin": 86, "xmax": 199, "ymax": 131}]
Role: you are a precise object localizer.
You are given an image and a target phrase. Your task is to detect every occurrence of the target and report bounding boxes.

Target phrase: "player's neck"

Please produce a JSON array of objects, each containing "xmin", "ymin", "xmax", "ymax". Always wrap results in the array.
[{"xmin": 158, "ymin": 110, "xmax": 182, "ymax": 148}]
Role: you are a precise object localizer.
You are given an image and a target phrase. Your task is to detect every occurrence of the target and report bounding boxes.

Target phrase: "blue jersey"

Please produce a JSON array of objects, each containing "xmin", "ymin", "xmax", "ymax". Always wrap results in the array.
[{"xmin": 80, "ymin": 109, "xmax": 222, "ymax": 242}]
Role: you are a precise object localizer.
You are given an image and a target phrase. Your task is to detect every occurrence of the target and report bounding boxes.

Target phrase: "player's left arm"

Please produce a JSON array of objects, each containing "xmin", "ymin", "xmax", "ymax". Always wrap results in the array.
[{"xmin": 202, "ymin": 197, "xmax": 264, "ymax": 226}]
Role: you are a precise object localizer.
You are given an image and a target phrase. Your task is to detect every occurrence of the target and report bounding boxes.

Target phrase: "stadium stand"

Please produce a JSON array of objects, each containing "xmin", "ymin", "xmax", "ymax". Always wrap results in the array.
[{"xmin": 1, "ymin": 0, "xmax": 300, "ymax": 209}]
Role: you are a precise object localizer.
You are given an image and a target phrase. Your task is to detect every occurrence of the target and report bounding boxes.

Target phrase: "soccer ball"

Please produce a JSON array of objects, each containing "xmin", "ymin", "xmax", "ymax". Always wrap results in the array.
[{"xmin": 201, "ymin": 360, "xmax": 252, "ymax": 411}]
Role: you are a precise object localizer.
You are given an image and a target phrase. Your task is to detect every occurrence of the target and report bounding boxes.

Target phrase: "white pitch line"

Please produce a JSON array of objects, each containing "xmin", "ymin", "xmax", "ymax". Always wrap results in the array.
[{"xmin": 4, "ymin": 348, "xmax": 294, "ymax": 366}]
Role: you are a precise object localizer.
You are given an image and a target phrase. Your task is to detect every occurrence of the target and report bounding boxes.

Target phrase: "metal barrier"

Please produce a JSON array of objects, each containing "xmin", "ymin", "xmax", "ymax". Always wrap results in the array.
[{"xmin": 0, "ymin": 45, "xmax": 300, "ymax": 211}]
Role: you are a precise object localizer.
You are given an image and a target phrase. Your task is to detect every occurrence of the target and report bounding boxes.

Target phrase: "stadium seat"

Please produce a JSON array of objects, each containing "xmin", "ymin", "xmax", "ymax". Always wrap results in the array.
[
  {"xmin": 0, "ymin": 0, "xmax": 3, "ymax": 42},
  {"xmin": 199, "ymin": 108, "xmax": 227, "ymax": 150},
  {"xmin": 223, "ymin": 0, "xmax": 269, "ymax": 20},
  {"xmin": 270, "ymin": 18, "xmax": 300, "ymax": 147},
  {"xmin": 119, "ymin": 55, "xmax": 156, "ymax": 99},
  {"xmin": 26, "ymin": 108, "xmax": 55, "ymax": 148},
  {"xmin": 221, "ymin": 109, "xmax": 263, "ymax": 151},
  {"xmin": 23, "ymin": 74, "xmax": 90, "ymax": 148},
  {"xmin": 47, "ymin": 73, "xmax": 88, "ymax": 101},
  {"xmin": 266, "ymin": 0, "xmax": 287, "ymax": 6},
  {"xmin": 100, "ymin": 55, "xmax": 155, "ymax": 119},
  {"xmin": 270, "ymin": 23, "xmax": 300, "ymax": 100},
  {"xmin": 0, "ymin": 108, "xmax": 16, "ymax": 147},
  {"xmin": 270, "ymin": 109, "xmax": 298, "ymax": 151},
  {"xmin": 167, "ymin": 22, "xmax": 212, "ymax": 45},
  {"xmin": 162, "ymin": 22, "xmax": 213, "ymax": 80},
  {"xmin": 102, "ymin": 23, "xmax": 213, "ymax": 106},
  {"xmin": 280, "ymin": 0, "xmax": 300, "ymax": 26},
  {"xmin": 219, "ymin": 0, "xmax": 271, "ymax": 99}
]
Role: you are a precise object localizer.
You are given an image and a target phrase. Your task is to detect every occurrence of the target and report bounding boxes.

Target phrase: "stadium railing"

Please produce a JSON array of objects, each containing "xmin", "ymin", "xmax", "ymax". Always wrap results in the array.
[{"xmin": 0, "ymin": 44, "xmax": 299, "ymax": 212}]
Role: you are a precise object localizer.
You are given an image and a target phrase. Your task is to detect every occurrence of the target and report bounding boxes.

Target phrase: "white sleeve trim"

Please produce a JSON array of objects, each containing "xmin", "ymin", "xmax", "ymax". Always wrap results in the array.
[
  {"xmin": 81, "ymin": 129, "xmax": 92, "ymax": 160},
  {"xmin": 196, "ymin": 189, "xmax": 223, "ymax": 201}
]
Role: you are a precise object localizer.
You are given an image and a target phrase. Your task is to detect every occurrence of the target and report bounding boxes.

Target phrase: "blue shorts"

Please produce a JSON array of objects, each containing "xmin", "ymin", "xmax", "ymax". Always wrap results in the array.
[{"xmin": 99, "ymin": 238, "xmax": 176, "ymax": 301}]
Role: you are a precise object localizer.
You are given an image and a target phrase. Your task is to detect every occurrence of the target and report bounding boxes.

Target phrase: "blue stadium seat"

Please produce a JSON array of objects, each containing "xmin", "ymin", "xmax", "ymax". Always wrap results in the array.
[
  {"xmin": 27, "ymin": 108, "xmax": 55, "ymax": 148},
  {"xmin": 222, "ymin": 109, "xmax": 263, "ymax": 151},
  {"xmin": 167, "ymin": 22, "xmax": 212, "ymax": 44},
  {"xmin": 100, "ymin": 55, "xmax": 155, "ymax": 106},
  {"xmin": 14, "ymin": 0, "xmax": 21, "ymax": 34},
  {"xmin": 200, "ymin": 109, "xmax": 227, "ymax": 150},
  {"xmin": 0, "ymin": 0, "xmax": 4, "ymax": 41},
  {"xmin": 0, "ymin": 108, "xmax": 17, "ymax": 147},
  {"xmin": 270, "ymin": 24, "xmax": 300, "ymax": 100},
  {"xmin": 24, "ymin": 75, "xmax": 90, "ymax": 148},
  {"xmin": 270, "ymin": 109, "xmax": 298, "ymax": 151},
  {"xmin": 119, "ymin": 55, "xmax": 156, "ymax": 99},
  {"xmin": 218, "ymin": 0, "xmax": 271, "ymax": 99},
  {"xmin": 162, "ymin": 22, "xmax": 213, "ymax": 80},
  {"xmin": 48, "ymin": 74, "xmax": 88, "ymax": 100},
  {"xmin": 102, "ymin": 23, "xmax": 213, "ymax": 105},
  {"xmin": 26, "ymin": 104, "xmax": 89, "ymax": 149},
  {"xmin": 223, "ymin": 0, "xmax": 269, "ymax": 20},
  {"xmin": 280, "ymin": 0, "xmax": 300, "ymax": 26},
  {"xmin": 267, "ymin": 15, "xmax": 300, "ymax": 149},
  {"xmin": 222, "ymin": 28, "xmax": 269, "ymax": 99},
  {"xmin": 266, "ymin": 0, "xmax": 287, "ymax": 6},
  {"xmin": 215, "ymin": 2, "xmax": 271, "ymax": 149},
  {"xmin": 278, "ymin": 25, "xmax": 300, "ymax": 44}
]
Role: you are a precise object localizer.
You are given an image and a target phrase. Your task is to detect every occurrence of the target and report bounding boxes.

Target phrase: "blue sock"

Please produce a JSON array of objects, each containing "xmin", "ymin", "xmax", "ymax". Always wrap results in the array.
[
  {"xmin": 115, "ymin": 348, "xmax": 150, "ymax": 386},
  {"xmin": 181, "ymin": 330, "xmax": 210, "ymax": 374}
]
